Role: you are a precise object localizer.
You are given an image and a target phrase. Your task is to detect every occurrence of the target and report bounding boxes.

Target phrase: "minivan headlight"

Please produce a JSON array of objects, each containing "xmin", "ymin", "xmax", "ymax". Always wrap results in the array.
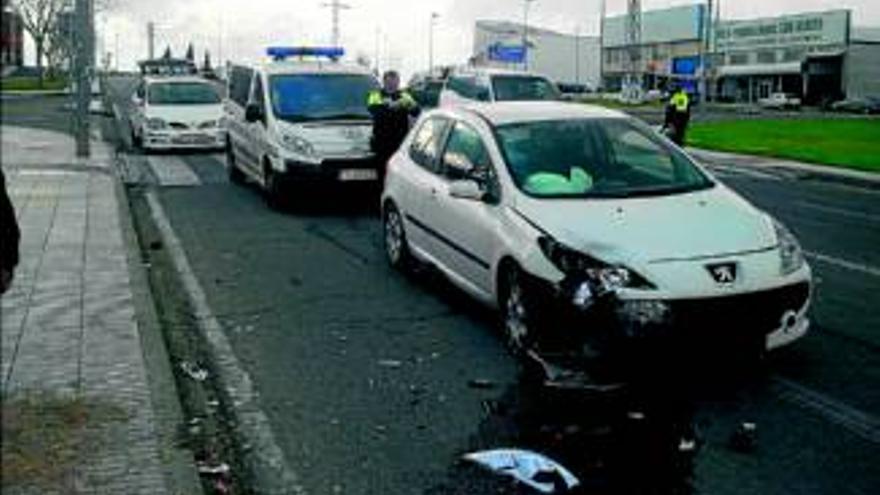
[
  {"xmin": 774, "ymin": 220, "xmax": 804, "ymax": 275},
  {"xmin": 146, "ymin": 118, "xmax": 167, "ymax": 130},
  {"xmin": 279, "ymin": 133, "xmax": 315, "ymax": 157}
]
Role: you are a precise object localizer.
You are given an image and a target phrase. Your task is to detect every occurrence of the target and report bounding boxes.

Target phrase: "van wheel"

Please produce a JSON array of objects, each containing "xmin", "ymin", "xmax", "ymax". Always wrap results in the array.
[
  {"xmin": 499, "ymin": 264, "xmax": 536, "ymax": 353},
  {"xmin": 227, "ymin": 143, "xmax": 245, "ymax": 184},
  {"xmin": 383, "ymin": 203, "xmax": 412, "ymax": 270},
  {"xmin": 263, "ymin": 163, "xmax": 285, "ymax": 210}
]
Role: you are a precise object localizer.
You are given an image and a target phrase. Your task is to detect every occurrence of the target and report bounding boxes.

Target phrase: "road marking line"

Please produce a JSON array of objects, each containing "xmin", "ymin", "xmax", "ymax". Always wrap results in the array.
[
  {"xmin": 146, "ymin": 155, "xmax": 201, "ymax": 187},
  {"xmin": 146, "ymin": 192, "xmax": 304, "ymax": 494},
  {"xmin": 796, "ymin": 201, "xmax": 880, "ymax": 223},
  {"xmin": 805, "ymin": 252, "xmax": 880, "ymax": 278},
  {"xmin": 706, "ymin": 164, "xmax": 782, "ymax": 181},
  {"xmin": 771, "ymin": 376, "xmax": 880, "ymax": 445}
]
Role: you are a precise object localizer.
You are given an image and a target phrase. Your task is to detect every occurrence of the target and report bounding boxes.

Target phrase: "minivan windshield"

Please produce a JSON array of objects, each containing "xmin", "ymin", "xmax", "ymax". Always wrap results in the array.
[
  {"xmin": 496, "ymin": 118, "xmax": 714, "ymax": 198},
  {"xmin": 491, "ymin": 75, "xmax": 560, "ymax": 101},
  {"xmin": 147, "ymin": 82, "xmax": 221, "ymax": 105},
  {"xmin": 269, "ymin": 74, "xmax": 378, "ymax": 122}
]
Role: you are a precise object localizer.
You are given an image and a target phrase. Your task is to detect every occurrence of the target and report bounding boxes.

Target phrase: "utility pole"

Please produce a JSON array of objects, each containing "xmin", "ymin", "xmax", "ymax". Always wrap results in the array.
[
  {"xmin": 147, "ymin": 21, "xmax": 155, "ymax": 60},
  {"xmin": 74, "ymin": 0, "xmax": 94, "ymax": 157},
  {"xmin": 322, "ymin": 0, "xmax": 351, "ymax": 48},
  {"xmin": 522, "ymin": 0, "xmax": 536, "ymax": 71},
  {"xmin": 574, "ymin": 25, "xmax": 580, "ymax": 86},
  {"xmin": 625, "ymin": 0, "xmax": 642, "ymax": 101},
  {"xmin": 599, "ymin": 0, "xmax": 605, "ymax": 91},
  {"xmin": 428, "ymin": 12, "xmax": 439, "ymax": 75}
]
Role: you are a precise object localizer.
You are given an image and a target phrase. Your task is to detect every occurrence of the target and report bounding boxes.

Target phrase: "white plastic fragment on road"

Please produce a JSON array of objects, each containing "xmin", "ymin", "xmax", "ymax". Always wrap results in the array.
[
  {"xmin": 180, "ymin": 361, "xmax": 208, "ymax": 381},
  {"xmin": 462, "ymin": 449, "xmax": 580, "ymax": 494}
]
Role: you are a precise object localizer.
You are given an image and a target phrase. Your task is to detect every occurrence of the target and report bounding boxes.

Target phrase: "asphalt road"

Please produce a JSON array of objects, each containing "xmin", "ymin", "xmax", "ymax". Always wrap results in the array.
[{"xmin": 22, "ymin": 79, "xmax": 880, "ymax": 494}]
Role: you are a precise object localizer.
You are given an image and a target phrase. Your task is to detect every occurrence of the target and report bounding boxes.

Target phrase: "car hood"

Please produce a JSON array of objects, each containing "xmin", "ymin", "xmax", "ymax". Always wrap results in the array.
[
  {"xmin": 513, "ymin": 185, "xmax": 777, "ymax": 265},
  {"xmin": 276, "ymin": 120, "xmax": 373, "ymax": 157},
  {"xmin": 146, "ymin": 104, "xmax": 222, "ymax": 125}
]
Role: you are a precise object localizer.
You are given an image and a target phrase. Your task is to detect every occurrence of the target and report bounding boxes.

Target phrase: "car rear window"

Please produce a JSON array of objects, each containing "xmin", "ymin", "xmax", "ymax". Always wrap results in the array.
[{"xmin": 491, "ymin": 75, "xmax": 560, "ymax": 102}]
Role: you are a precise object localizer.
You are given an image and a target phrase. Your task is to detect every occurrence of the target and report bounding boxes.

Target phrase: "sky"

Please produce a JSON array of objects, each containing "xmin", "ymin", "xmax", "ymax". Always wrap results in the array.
[{"xmin": 22, "ymin": 0, "xmax": 880, "ymax": 80}]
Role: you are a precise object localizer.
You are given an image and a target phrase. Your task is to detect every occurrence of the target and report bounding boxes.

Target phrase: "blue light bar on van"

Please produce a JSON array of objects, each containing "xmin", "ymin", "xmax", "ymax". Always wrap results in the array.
[{"xmin": 267, "ymin": 47, "xmax": 345, "ymax": 61}]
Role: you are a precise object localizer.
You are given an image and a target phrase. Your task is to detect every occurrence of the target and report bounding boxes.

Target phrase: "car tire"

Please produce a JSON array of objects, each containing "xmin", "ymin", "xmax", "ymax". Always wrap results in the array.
[
  {"xmin": 383, "ymin": 202, "xmax": 412, "ymax": 270},
  {"xmin": 227, "ymin": 142, "xmax": 245, "ymax": 185},
  {"xmin": 263, "ymin": 163, "xmax": 285, "ymax": 210},
  {"xmin": 499, "ymin": 263, "xmax": 537, "ymax": 353}
]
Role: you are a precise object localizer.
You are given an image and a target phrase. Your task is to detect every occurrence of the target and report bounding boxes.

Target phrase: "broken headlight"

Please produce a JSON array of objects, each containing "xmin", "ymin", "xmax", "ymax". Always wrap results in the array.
[
  {"xmin": 538, "ymin": 236, "xmax": 655, "ymax": 309},
  {"xmin": 774, "ymin": 220, "xmax": 804, "ymax": 275}
]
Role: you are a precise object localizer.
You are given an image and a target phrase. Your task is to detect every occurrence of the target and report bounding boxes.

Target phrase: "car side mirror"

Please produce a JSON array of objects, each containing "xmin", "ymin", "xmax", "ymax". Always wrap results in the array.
[
  {"xmin": 245, "ymin": 103, "xmax": 264, "ymax": 123},
  {"xmin": 449, "ymin": 179, "xmax": 486, "ymax": 202}
]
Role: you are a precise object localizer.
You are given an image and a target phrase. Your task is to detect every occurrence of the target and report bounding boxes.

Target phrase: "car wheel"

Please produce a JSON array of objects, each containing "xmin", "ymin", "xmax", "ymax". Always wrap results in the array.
[
  {"xmin": 227, "ymin": 142, "xmax": 245, "ymax": 184},
  {"xmin": 263, "ymin": 163, "xmax": 285, "ymax": 210},
  {"xmin": 500, "ymin": 264, "xmax": 536, "ymax": 353},
  {"xmin": 383, "ymin": 203, "xmax": 412, "ymax": 270}
]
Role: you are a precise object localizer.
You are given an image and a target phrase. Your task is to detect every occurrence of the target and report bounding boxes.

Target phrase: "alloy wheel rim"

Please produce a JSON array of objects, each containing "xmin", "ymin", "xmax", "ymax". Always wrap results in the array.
[
  {"xmin": 385, "ymin": 210, "xmax": 403, "ymax": 262},
  {"xmin": 505, "ymin": 275, "xmax": 529, "ymax": 349}
]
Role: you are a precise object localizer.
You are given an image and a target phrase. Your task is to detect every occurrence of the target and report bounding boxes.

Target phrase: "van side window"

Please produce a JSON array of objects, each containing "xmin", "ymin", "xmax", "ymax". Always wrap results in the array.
[
  {"xmin": 252, "ymin": 76, "xmax": 265, "ymax": 113},
  {"xmin": 409, "ymin": 117, "xmax": 449, "ymax": 173},
  {"xmin": 229, "ymin": 66, "xmax": 253, "ymax": 107}
]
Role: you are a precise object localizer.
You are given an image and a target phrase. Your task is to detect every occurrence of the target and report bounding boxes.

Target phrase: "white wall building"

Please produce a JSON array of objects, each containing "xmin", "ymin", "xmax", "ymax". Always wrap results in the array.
[{"xmin": 473, "ymin": 20, "xmax": 600, "ymax": 89}]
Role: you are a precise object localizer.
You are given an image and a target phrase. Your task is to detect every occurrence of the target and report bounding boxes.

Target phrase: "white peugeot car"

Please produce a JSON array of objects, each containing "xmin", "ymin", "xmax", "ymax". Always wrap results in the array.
[
  {"xmin": 130, "ymin": 76, "xmax": 225, "ymax": 151},
  {"xmin": 381, "ymin": 102, "xmax": 811, "ymax": 367}
]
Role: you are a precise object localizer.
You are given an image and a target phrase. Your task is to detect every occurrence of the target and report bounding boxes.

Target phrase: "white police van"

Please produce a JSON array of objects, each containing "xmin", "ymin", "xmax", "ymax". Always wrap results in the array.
[{"xmin": 224, "ymin": 47, "xmax": 380, "ymax": 208}]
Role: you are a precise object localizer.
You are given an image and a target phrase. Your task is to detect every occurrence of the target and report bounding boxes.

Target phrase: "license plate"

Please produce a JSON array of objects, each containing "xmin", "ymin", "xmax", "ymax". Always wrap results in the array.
[
  {"xmin": 339, "ymin": 169, "xmax": 378, "ymax": 181},
  {"xmin": 174, "ymin": 134, "xmax": 211, "ymax": 145}
]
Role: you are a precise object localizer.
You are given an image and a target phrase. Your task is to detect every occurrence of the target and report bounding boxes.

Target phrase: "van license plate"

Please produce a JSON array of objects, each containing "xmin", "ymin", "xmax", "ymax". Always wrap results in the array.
[{"xmin": 339, "ymin": 169, "xmax": 377, "ymax": 181}]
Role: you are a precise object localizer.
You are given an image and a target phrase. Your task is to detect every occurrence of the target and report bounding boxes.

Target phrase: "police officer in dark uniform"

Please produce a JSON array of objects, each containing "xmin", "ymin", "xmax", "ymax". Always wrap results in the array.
[
  {"xmin": 664, "ymin": 84, "xmax": 691, "ymax": 146},
  {"xmin": 1, "ymin": 167, "xmax": 20, "ymax": 295},
  {"xmin": 367, "ymin": 70, "xmax": 420, "ymax": 176}
]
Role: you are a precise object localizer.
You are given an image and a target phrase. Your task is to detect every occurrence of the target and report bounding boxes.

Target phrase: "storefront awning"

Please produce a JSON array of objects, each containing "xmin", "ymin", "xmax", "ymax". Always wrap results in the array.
[{"xmin": 717, "ymin": 62, "xmax": 802, "ymax": 77}]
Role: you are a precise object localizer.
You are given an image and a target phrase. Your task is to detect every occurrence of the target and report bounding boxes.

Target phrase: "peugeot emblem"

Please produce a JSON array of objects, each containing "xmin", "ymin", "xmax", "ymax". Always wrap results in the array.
[{"xmin": 707, "ymin": 262, "xmax": 737, "ymax": 285}]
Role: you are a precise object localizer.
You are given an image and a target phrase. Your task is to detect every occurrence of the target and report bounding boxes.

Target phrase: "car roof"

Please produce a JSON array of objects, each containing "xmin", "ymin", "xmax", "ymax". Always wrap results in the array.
[
  {"xmin": 144, "ymin": 76, "xmax": 212, "ymax": 85},
  {"xmin": 451, "ymin": 67, "xmax": 551, "ymax": 79},
  {"xmin": 257, "ymin": 60, "xmax": 374, "ymax": 76},
  {"xmin": 446, "ymin": 101, "xmax": 627, "ymax": 126}
]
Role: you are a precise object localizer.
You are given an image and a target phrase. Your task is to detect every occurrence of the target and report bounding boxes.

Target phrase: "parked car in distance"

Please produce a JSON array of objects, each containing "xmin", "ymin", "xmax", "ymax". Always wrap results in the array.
[
  {"xmin": 830, "ymin": 96, "xmax": 880, "ymax": 114},
  {"xmin": 758, "ymin": 93, "xmax": 801, "ymax": 110},
  {"xmin": 130, "ymin": 76, "xmax": 225, "ymax": 151},
  {"xmin": 439, "ymin": 67, "xmax": 560, "ymax": 107},
  {"xmin": 408, "ymin": 72, "xmax": 446, "ymax": 109}
]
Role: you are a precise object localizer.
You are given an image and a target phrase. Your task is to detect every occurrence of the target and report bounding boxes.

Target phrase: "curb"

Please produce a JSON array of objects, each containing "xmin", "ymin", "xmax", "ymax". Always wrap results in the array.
[
  {"xmin": 688, "ymin": 148, "xmax": 880, "ymax": 190},
  {"xmin": 111, "ymin": 154, "xmax": 204, "ymax": 494}
]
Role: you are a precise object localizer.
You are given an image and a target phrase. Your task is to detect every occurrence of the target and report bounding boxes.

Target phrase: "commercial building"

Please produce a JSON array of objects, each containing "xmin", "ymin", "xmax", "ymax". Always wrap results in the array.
[
  {"xmin": 1, "ymin": 0, "xmax": 24, "ymax": 68},
  {"xmin": 601, "ymin": 3, "xmax": 880, "ymax": 103},
  {"xmin": 473, "ymin": 20, "xmax": 601, "ymax": 89},
  {"xmin": 601, "ymin": 4, "xmax": 707, "ymax": 93}
]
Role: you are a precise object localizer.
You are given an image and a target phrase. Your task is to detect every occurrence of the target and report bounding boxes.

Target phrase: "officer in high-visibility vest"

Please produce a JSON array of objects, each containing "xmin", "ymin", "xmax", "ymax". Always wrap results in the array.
[
  {"xmin": 665, "ymin": 84, "xmax": 691, "ymax": 146},
  {"xmin": 368, "ymin": 70, "xmax": 420, "ymax": 176}
]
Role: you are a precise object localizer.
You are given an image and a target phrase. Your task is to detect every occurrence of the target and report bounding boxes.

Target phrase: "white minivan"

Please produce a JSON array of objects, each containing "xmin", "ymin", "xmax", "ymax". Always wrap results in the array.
[
  {"xmin": 130, "ymin": 76, "xmax": 225, "ymax": 151},
  {"xmin": 224, "ymin": 47, "xmax": 380, "ymax": 208}
]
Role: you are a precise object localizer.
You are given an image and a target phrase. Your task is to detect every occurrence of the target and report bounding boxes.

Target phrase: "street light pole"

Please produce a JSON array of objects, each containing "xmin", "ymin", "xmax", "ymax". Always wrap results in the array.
[
  {"xmin": 74, "ymin": 0, "xmax": 94, "ymax": 158},
  {"xmin": 429, "ymin": 13, "xmax": 439, "ymax": 75},
  {"xmin": 522, "ymin": 0, "xmax": 535, "ymax": 71}
]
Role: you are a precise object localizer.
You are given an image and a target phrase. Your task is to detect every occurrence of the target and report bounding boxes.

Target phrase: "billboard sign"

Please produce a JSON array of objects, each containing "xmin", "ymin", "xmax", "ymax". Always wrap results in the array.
[
  {"xmin": 488, "ymin": 43, "xmax": 526, "ymax": 63},
  {"xmin": 716, "ymin": 10, "xmax": 850, "ymax": 52}
]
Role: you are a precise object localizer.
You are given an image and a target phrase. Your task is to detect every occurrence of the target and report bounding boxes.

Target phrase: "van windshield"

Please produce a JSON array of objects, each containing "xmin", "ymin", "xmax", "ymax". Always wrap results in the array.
[
  {"xmin": 491, "ymin": 75, "xmax": 560, "ymax": 101},
  {"xmin": 269, "ymin": 74, "xmax": 378, "ymax": 122}
]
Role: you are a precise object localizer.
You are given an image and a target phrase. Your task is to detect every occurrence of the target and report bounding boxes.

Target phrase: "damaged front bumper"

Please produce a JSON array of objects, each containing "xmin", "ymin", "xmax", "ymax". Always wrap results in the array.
[{"xmin": 523, "ymin": 272, "xmax": 812, "ymax": 387}]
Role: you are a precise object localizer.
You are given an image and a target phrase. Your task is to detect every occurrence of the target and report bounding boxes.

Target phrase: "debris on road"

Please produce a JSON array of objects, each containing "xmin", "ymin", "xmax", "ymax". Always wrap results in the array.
[
  {"xmin": 463, "ymin": 449, "xmax": 581, "ymax": 494},
  {"xmin": 180, "ymin": 361, "xmax": 209, "ymax": 382},
  {"xmin": 729, "ymin": 421, "xmax": 758, "ymax": 453},
  {"xmin": 468, "ymin": 378, "xmax": 496, "ymax": 390},
  {"xmin": 378, "ymin": 359, "xmax": 403, "ymax": 369},
  {"xmin": 197, "ymin": 461, "xmax": 231, "ymax": 476}
]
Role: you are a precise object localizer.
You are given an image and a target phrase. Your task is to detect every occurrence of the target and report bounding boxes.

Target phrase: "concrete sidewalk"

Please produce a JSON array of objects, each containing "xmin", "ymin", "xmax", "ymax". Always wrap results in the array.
[
  {"xmin": 1, "ymin": 126, "xmax": 198, "ymax": 494},
  {"xmin": 687, "ymin": 147, "xmax": 880, "ymax": 188}
]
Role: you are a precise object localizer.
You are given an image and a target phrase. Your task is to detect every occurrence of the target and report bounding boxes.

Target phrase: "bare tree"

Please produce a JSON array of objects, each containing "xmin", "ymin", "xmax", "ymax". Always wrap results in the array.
[{"xmin": 10, "ymin": 0, "xmax": 67, "ymax": 86}]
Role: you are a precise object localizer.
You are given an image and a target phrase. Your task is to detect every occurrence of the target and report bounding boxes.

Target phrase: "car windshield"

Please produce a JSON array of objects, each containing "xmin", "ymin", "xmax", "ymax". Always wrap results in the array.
[
  {"xmin": 269, "ymin": 74, "xmax": 378, "ymax": 122},
  {"xmin": 496, "ymin": 118, "xmax": 714, "ymax": 198},
  {"xmin": 147, "ymin": 82, "xmax": 220, "ymax": 105},
  {"xmin": 491, "ymin": 75, "xmax": 560, "ymax": 101}
]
